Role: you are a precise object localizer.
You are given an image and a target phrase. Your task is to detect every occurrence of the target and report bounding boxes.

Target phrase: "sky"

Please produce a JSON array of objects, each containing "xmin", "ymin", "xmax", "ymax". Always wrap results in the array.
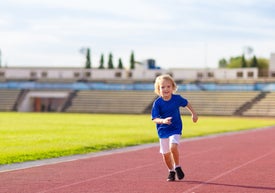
[{"xmin": 0, "ymin": 0, "xmax": 275, "ymax": 69}]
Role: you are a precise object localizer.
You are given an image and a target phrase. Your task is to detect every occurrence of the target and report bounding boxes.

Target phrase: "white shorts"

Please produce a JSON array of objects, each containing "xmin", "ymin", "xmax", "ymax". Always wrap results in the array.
[{"xmin": 159, "ymin": 134, "xmax": 181, "ymax": 154}]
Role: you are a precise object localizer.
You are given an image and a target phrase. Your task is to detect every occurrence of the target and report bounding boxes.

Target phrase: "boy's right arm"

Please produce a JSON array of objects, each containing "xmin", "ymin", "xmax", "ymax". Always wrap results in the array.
[{"xmin": 153, "ymin": 117, "xmax": 172, "ymax": 125}]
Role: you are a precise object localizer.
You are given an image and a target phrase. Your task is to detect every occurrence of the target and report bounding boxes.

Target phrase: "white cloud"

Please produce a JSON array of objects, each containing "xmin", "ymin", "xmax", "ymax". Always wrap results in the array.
[{"xmin": 0, "ymin": 0, "xmax": 275, "ymax": 68}]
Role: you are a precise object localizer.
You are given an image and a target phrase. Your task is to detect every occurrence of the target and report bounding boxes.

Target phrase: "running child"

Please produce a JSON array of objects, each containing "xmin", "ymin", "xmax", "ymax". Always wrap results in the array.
[{"xmin": 151, "ymin": 74, "xmax": 198, "ymax": 181}]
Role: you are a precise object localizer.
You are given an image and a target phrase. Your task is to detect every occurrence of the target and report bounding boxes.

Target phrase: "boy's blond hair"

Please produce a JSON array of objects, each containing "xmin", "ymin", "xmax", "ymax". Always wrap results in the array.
[{"xmin": 154, "ymin": 74, "xmax": 178, "ymax": 95}]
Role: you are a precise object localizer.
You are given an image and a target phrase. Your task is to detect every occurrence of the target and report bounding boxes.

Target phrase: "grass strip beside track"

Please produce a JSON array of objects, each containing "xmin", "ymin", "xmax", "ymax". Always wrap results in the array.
[{"xmin": 0, "ymin": 112, "xmax": 275, "ymax": 165}]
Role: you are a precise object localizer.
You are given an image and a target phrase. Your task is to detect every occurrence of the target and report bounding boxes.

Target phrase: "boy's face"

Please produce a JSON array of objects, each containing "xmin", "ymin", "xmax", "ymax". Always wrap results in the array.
[{"xmin": 159, "ymin": 79, "xmax": 173, "ymax": 100}]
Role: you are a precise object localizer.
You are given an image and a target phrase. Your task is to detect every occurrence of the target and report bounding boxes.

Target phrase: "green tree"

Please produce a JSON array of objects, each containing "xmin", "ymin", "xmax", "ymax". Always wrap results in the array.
[
  {"xmin": 218, "ymin": 54, "xmax": 269, "ymax": 77},
  {"xmin": 99, "ymin": 53, "xmax": 104, "ymax": 69},
  {"xmin": 130, "ymin": 51, "xmax": 135, "ymax": 69},
  {"xmin": 257, "ymin": 57, "xmax": 269, "ymax": 69},
  {"xmin": 227, "ymin": 56, "xmax": 242, "ymax": 68},
  {"xmin": 257, "ymin": 57, "xmax": 269, "ymax": 77},
  {"xmin": 250, "ymin": 55, "xmax": 258, "ymax": 68},
  {"xmin": 118, "ymin": 58, "xmax": 124, "ymax": 69},
  {"xmin": 241, "ymin": 54, "xmax": 247, "ymax": 68},
  {"xmin": 85, "ymin": 48, "xmax": 91, "ymax": 69},
  {"xmin": 108, "ymin": 53, "xmax": 114, "ymax": 69},
  {"xmin": 218, "ymin": 58, "xmax": 227, "ymax": 68}
]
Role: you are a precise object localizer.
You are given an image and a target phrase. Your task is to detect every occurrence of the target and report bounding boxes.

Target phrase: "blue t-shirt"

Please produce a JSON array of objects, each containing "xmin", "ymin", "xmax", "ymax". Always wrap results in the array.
[{"xmin": 151, "ymin": 94, "xmax": 188, "ymax": 138}]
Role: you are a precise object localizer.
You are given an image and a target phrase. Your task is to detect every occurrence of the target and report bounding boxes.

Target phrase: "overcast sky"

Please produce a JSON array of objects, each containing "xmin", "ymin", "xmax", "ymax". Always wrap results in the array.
[{"xmin": 0, "ymin": 0, "xmax": 274, "ymax": 69}]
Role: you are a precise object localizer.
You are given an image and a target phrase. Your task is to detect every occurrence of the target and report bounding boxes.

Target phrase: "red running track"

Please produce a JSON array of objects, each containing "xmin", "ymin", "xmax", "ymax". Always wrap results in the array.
[{"xmin": 0, "ymin": 127, "xmax": 275, "ymax": 193}]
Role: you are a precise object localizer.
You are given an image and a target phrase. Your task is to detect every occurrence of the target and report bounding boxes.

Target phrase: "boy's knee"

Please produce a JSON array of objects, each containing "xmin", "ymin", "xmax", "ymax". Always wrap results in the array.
[{"xmin": 170, "ymin": 143, "xmax": 178, "ymax": 152}]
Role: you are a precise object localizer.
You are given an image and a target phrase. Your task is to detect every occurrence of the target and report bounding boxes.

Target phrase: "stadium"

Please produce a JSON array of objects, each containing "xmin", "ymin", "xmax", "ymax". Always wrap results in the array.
[
  {"xmin": 1, "ymin": 54, "xmax": 275, "ymax": 117},
  {"xmin": 1, "ymin": 54, "xmax": 275, "ymax": 193},
  {"xmin": 1, "ymin": 1, "xmax": 275, "ymax": 192}
]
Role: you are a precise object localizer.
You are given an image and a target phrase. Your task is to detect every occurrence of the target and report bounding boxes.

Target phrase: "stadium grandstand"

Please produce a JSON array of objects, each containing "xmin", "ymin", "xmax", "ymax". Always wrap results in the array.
[{"xmin": 1, "ymin": 55, "xmax": 275, "ymax": 117}]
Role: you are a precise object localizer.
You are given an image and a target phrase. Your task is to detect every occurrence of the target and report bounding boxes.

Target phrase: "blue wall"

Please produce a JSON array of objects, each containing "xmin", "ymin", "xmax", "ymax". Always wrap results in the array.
[{"xmin": 1, "ymin": 81, "xmax": 275, "ymax": 91}]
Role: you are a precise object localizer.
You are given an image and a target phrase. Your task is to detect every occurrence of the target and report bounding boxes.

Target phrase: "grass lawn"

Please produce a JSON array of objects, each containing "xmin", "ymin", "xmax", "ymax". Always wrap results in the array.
[{"xmin": 1, "ymin": 112, "xmax": 275, "ymax": 165}]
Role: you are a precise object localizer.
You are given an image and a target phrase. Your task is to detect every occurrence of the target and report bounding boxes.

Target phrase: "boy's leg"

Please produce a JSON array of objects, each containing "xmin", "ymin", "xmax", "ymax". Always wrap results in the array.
[
  {"xmin": 160, "ymin": 138, "xmax": 175, "ymax": 170},
  {"xmin": 170, "ymin": 135, "xmax": 185, "ymax": 180},
  {"xmin": 162, "ymin": 152, "xmax": 174, "ymax": 170},
  {"xmin": 162, "ymin": 153, "xmax": 176, "ymax": 181},
  {"xmin": 169, "ymin": 135, "xmax": 181, "ymax": 166},
  {"xmin": 160, "ymin": 138, "xmax": 176, "ymax": 181},
  {"xmin": 170, "ymin": 143, "xmax": 180, "ymax": 166}
]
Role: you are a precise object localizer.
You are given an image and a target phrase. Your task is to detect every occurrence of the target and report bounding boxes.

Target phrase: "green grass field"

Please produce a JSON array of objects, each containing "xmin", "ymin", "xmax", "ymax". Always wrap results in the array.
[{"xmin": 1, "ymin": 112, "xmax": 275, "ymax": 165}]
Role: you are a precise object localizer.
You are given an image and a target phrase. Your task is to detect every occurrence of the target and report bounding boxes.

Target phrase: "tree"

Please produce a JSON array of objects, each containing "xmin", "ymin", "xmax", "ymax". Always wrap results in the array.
[
  {"xmin": 250, "ymin": 55, "xmax": 258, "ymax": 68},
  {"xmin": 218, "ymin": 58, "xmax": 227, "ymax": 68},
  {"xmin": 85, "ymin": 48, "xmax": 91, "ymax": 69},
  {"xmin": 118, "ymin": 58, "xmax": 124, "ymax": 69},
  {"xmin": 257, "ymin": 57, "xmax": 269, "ymax": 69},
  {"xmin": 218, "ymin": 54, "xmax": 269, "ymax": 77},
  {"xmin": 241, "ymin": 54, "xmax": 247, "ymax": 68},
  {"xmin": 257, "ymin": 57, "xmax": 269, "ymax": 77},
  {"xmin": 99, "ymin": 53, "xmax": 104, "ymax": 69},
  {"xmin": 227, "ymin": 56, "xmax": 242, "ymax": 68},
  {"xmin": 108, "ymin": 53, "xmax": 114, "ymax": 69},
  {"xmin": 130, "ymin": 51, "xmax": 135, "ymax": 69}
]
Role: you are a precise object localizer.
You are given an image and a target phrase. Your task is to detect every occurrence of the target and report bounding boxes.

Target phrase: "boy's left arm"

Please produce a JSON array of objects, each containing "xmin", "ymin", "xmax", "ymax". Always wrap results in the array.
[{"xmin": 186, "ymin": 103, "xmax": 198, "ymax": 123}]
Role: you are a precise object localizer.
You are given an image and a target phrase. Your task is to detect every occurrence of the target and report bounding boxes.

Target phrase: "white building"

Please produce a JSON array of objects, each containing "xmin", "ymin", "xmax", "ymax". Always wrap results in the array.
[
  {"xmin": 13, "ymin": 51, "xmax": 275, "ymax": 81},
  {"xmin": 0, "ymin": 66, "xmax": 258, "ymax": 82}
]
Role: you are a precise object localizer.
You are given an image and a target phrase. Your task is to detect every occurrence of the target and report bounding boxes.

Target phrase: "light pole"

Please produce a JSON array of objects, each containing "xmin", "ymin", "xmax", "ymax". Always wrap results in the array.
[
  {"xmin": 204, "ymin": 42, "xmax": 208, "ymax": 69},
  {"xmin": 243, "ymin": 46, "xmax": 253, "ymax": 58}
]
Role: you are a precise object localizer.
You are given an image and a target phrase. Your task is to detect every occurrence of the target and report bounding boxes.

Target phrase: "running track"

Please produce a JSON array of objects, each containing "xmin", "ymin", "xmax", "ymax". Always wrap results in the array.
[{"xmin": 0, "ymin": 127, "xmax": 275, "ymax": 193}]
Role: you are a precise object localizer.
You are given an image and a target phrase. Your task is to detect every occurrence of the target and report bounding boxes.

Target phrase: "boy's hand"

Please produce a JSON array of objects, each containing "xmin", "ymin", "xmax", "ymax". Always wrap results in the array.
[
  {"xmin": 192, "ymin": 114, "xmax": 198, "ymax": 123},
  {"xmin": 163, "ymin": 117, "xmax": 172, "ymax": 125}
]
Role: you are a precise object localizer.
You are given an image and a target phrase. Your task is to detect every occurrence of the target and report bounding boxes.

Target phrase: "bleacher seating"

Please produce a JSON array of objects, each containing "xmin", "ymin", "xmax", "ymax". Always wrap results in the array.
[
  {"xmin": 66, "ymin": 90, "xmax": 262, "ymax": 116},
  {"xmin": 1, "ymin": 87, "xmax": 274, "ymax": 117},
  {"xmin": 66, "ymin": 90, "xmax": 156, "ymax": 114},
  {"xmin": 243, "ymin": 92, "xmax": 275, "ymax": 116},
  {"xmin": 178, "ymin": 91, "xmax": 260, "ymax": 116},
  {"xmin": 0, "ymin": 90, "xmax": 21, "ymax": 111}
]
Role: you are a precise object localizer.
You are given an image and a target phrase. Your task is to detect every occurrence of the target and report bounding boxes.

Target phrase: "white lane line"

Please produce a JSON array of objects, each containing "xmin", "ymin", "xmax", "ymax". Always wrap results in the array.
[
  {"xmin": 37, "ymin": 147, "xmax": 220, "ymax": 193},
  {"xmin": 182, "ymin": 150, "xmax": 275, "ymax": 193}
]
